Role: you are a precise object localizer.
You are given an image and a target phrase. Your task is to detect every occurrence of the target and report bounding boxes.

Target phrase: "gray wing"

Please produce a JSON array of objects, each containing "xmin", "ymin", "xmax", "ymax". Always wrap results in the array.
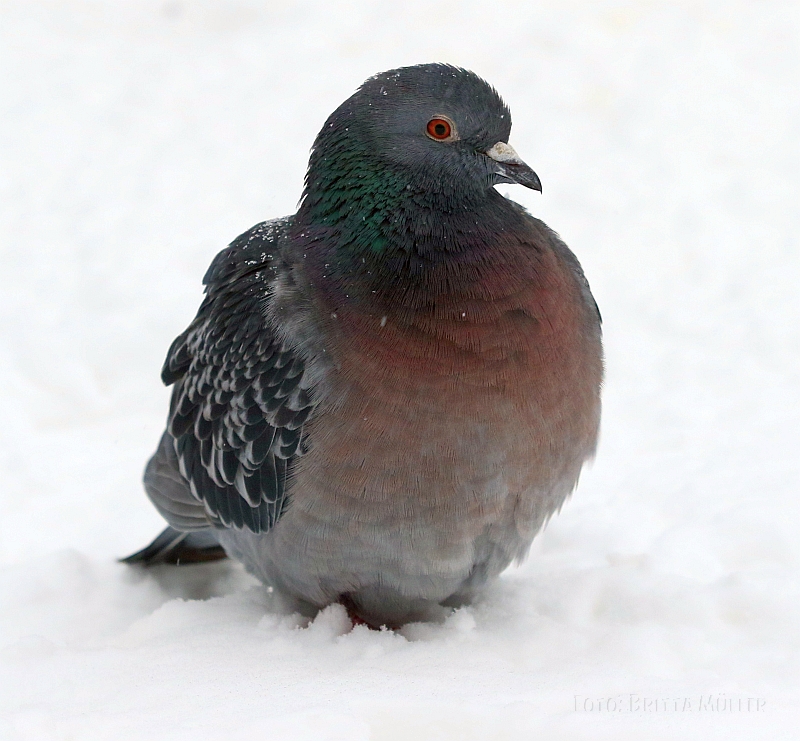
[{"xmin": 152, "ymin": 218, "xmax": 316, "ymax": 534}]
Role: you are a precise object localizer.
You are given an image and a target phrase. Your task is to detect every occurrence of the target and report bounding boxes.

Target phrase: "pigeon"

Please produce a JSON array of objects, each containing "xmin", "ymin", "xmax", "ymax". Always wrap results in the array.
[{"xmin": 123, "ymin": 63, "xmax": 603, "ymax": 627}]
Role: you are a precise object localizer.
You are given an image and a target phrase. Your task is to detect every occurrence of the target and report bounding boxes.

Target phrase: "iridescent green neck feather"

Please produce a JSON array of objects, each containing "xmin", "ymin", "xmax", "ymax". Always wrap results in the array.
[{"xmin": 300, "ymin": 136, "xmax": 409, "ymax": 258}]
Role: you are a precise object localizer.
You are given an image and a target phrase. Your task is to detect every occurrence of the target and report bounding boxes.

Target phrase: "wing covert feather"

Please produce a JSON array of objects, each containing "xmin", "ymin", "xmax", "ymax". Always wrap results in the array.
[{"xmin": 162, "ymin": 218, "xmax": 315, "ymax": 533}]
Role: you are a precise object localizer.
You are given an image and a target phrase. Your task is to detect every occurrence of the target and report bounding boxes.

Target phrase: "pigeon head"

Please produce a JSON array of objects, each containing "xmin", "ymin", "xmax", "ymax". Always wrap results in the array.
[{"xmin": 298, "ymin": 64, "xmax": 540, "ymax": 261}]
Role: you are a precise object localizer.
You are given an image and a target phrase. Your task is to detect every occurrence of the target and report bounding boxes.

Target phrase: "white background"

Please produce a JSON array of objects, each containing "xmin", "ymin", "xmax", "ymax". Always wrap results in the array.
[{"xmin": 1, "ymin": 1, "xmax": 798, "ymax": 738}]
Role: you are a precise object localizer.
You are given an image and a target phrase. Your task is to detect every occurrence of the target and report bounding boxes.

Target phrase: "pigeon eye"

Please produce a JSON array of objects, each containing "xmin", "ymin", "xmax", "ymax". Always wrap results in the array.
[{"xmin": 426, "ymin": 117, "xmax": 456, "ymax": 141}]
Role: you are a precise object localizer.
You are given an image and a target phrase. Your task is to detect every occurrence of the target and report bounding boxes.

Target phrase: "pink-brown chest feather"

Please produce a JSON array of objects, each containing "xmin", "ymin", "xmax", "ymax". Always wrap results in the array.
[
  {"xmin": 297, "ymin": 240, "xmax": 602, "ymax": 516},
  {"xmin": 334, "ymin": 245, "xmax": 593, "ymax": 402}
]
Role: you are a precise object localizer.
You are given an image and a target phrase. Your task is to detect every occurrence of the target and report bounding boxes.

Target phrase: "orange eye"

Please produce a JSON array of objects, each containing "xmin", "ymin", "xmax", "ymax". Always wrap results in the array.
[{"xmin": 426, "ymin": 117, "xmax": 454, "ymax": 140}]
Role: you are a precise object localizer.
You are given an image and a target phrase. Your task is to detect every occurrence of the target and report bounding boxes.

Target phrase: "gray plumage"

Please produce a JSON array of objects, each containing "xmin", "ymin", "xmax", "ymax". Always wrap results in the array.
[{"xmin": 125, "ymin": 64, "xmax": 603, "ymax": 627}]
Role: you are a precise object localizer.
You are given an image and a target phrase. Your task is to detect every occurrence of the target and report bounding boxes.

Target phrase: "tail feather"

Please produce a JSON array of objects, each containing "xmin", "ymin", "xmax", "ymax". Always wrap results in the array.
[{"xmin": 121, "ymin": 526, "xmax": 227, "ymax": 566}]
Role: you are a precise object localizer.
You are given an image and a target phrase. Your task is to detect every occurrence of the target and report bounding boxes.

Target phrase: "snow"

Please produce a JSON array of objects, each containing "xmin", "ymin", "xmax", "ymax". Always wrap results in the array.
[{"xmin": 1, "ymin": 1, "xmax": 798, "ymax": 738}]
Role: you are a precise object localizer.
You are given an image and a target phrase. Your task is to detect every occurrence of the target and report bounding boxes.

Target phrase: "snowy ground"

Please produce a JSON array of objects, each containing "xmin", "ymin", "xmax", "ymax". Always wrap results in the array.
[{"xmin": 1, "ymin": 1, "xmax": 799, "ymax": 739}]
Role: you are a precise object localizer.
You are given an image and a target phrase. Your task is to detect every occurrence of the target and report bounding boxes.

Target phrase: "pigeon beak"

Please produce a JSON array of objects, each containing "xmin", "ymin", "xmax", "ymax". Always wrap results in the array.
[{"xmin": 485, "ymin": 142, "xmax": 542, "ymax": 192}]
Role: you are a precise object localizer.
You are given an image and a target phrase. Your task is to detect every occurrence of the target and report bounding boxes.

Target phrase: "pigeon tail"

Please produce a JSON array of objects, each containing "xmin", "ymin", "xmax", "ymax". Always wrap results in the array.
[{"xmin": 121, "ymin": 527, "xmax": 227, "ymax": 566}]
